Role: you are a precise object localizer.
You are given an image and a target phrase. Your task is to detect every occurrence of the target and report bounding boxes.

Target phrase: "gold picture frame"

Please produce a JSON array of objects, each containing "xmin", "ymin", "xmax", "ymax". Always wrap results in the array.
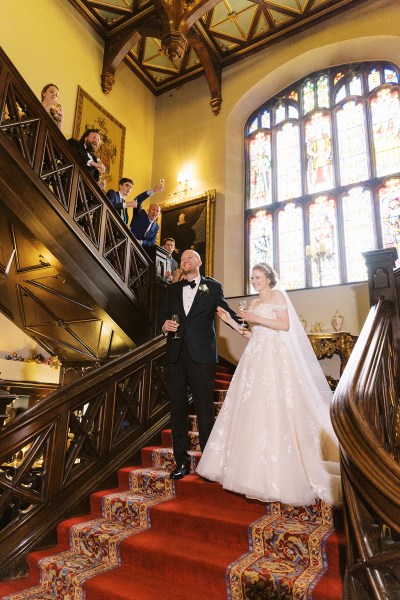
[
  {"xmin": 72, "ymin": 86, "xmax": 125, "ymax": 190},
  {"xmin": 159, "ymin": 190, "xmax": 216, "ymax": 276}
]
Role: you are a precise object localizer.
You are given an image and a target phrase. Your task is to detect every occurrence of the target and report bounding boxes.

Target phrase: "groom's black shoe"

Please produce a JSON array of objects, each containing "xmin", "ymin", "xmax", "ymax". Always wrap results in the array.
[{"xmin": 170, "ymin": 462, "xmax": 191, "ymax": 480}]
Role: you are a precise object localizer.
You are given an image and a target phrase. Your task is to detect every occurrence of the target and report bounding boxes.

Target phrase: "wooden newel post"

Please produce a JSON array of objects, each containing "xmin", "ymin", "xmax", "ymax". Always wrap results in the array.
[{"xmin": 362, "ymin": 247, "xmax": 400, "ymax": 347}]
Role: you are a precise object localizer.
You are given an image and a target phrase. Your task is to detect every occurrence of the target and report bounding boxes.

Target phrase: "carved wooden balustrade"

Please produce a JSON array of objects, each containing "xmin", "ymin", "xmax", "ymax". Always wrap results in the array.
[
  {"xmin": 0, "ymin": 336, "xmax": 168, "ymax": 578},
  {"xmin": 331, "ymin": 249, "xmax": 400, "ymax": 599},
  {"xmin": 0, "ymin": 46, "xmax": 156, "ymax": 349}
]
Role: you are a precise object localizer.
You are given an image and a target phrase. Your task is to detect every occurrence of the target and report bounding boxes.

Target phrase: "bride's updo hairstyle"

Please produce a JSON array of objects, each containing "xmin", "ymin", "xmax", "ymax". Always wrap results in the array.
[{"xmin": 253, "ymin": 263, "xmax": 278, "ymax": 288}]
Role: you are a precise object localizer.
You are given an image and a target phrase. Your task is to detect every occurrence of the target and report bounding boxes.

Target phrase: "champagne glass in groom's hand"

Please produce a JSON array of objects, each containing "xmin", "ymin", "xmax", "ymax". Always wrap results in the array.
[{"xmin": 171, "ymin": 314, "xmax": 180, "ymax": 339}]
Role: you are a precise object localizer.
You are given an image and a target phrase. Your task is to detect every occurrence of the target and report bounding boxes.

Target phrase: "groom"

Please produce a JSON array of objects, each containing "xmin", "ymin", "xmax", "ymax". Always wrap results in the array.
[{"xmin": 160, "ymin": 250, "xmax": 237, "ymax": 479}]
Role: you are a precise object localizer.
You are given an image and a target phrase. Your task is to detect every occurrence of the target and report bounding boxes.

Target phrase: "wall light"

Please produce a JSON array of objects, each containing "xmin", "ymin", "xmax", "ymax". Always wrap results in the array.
[{"xmin": 171, "ymin": 170, "xmax": 192, "ymax": 197}]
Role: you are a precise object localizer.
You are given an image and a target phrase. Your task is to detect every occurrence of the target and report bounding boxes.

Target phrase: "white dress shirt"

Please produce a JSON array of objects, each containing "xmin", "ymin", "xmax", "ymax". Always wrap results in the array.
[{"xmin": 183, "ymin": 275, "xmax": 201, "ymax": 315}]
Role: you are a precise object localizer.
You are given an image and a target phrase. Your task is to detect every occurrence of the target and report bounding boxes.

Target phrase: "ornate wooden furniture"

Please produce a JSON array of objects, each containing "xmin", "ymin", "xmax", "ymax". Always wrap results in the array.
[{"xmin": 308, "ymin": 331, "xmax": 358, "ymax": 376}]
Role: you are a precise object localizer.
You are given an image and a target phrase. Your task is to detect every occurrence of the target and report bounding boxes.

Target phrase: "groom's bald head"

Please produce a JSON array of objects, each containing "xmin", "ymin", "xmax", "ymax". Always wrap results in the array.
[{"xmin": 180, "ymin": 250, "xmax": 202, "ymax": 277}]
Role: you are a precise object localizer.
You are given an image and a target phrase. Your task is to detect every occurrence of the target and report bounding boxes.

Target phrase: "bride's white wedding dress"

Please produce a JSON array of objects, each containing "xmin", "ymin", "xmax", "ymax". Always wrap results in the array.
[{"xmin": 196, "ymin": 302, "xmax": 341, "ymax": 506}]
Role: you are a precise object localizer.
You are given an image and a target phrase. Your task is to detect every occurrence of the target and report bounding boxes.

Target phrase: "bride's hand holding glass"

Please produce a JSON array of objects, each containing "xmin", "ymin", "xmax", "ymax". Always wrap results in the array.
[
  {"xmin": 238, "ymin": 300, "xmax": 251, "ymax": 328},
  {"xmin": 240, "ymin": 307, "xmax": 256, "ymax": 324}
]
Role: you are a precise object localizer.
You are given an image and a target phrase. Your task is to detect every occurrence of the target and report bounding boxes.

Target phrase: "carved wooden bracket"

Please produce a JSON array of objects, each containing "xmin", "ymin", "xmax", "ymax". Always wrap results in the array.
[
  {"xmin": 100, "ymin": 0, "xmax": 222, "ymax": 113},
  {"xmin": 188, "ymin": 30, "xmax": 222, "ymax": 115},
  {"xmin": 160, "ymin": 31, "xmax": 188, "ymax": 61},
  {"xmin": 101, "ymin": 27, "xmax": 142, "ymax": 94}
]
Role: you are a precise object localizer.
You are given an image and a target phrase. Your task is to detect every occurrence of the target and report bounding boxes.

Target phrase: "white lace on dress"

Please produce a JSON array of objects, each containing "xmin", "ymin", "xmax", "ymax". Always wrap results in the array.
[{"xmin": 197, "ymin": 302, "xmax": 341, "ymax": 506}]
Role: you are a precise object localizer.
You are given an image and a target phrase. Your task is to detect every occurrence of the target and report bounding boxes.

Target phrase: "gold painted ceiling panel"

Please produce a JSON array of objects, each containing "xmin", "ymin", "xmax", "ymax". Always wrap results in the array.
[{"xmin": 67, "ymin": 0, "xmax": 370, "ymax": 95}]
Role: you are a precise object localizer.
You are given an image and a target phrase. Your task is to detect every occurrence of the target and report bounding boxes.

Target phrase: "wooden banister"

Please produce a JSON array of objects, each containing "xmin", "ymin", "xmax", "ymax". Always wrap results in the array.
[
  {"xmin": 0, "ymin": 45, "xmax": 171, "ymax": 353},
  {"xmin": 331, "ymin": 248, "xmax": 400, "ymax": 599},
  {"xmin": 0, "ymin": 336, "xmax": 168, "ymax": 578}
]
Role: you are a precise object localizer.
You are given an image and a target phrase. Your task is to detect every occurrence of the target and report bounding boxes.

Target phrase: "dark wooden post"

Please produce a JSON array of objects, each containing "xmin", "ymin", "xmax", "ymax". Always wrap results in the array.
[
  {"xmin": 146, "ymin": 245, "xmax": 171, "ymax": 338},
  {"xmin": 363, "ymin": 248, "xmax": 400, "ymax": 347}
]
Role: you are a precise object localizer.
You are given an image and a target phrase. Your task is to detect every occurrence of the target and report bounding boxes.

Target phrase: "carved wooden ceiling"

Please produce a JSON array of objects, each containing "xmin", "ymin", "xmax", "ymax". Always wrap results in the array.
[{"xmin": 67, "ymin": 0, "xmax": 368, "ymax": 114}]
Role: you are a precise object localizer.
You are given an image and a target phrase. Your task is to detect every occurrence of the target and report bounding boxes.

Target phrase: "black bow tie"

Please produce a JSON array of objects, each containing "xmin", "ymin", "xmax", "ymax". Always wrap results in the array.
[{"xmin": 182, "ymin": 280, "xmax": 196, "ymax": 289}]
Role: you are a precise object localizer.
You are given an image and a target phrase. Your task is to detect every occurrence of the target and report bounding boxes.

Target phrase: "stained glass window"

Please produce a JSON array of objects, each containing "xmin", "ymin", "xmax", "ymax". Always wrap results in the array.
[
  {"xmin": 317, "ymin": 75, "xmax": 329, "ymax": 108},
  {"xmin": 349, "ymin": 76, "xmax": 362, "ymax": 97},
  {"xmin": 249, "ymin": 132, "xmax": 272, "ymax": 208},
  {"xmin": 342, "ymin": 187, "xmax": 374, "ymax": 282},
  {"xmin": 302, "ymin": 81, "xmax": 315, "ymax": 114},
  {"xmin": 248, "ymin": 211, "xmax": 273, "ymax": 267},
  {"xmin": 261, "ymin": 110, "xmax": 270, "ymax": 129},
  {"xmin": 245, "ymin": 61, "xmax": 400, "ymax": 291},
  {"xmin": 276, "ymin": 123, "xmax": 301, "ymax": 200},
  {"xmin": 336, "ymin": 100, "xmax": 369, "ymax": 185},
  {"xmin": 305, "ymin": 111, "xmax": 333, "ymax": 194},
  {"xmin": 379, "ymin": 178, "xmax": 400, "ymax": 255},
  {"xmin": 370, "ymin": 87, "xmax": 400, "ymax": 177},
  {"xmin": 278, "ymin": 203, "xmax": 305, "ymax": 289},
  {"xmin": 308, "ymin": 196, "xmax": 339, "ymax": 287}
]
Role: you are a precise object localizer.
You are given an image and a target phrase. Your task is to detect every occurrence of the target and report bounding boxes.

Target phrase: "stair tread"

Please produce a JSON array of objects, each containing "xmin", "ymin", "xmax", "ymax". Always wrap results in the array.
[
  {"xmin": 121, "ymin": 527, "xmax": 242, "ymax": 562},
  {"xmin": 151, "ymin": 497, "xmax": 265, "ymax": 523},
  {"xmin": 83, "ymin": 564, "xmax": 227, "ymax": 600}
]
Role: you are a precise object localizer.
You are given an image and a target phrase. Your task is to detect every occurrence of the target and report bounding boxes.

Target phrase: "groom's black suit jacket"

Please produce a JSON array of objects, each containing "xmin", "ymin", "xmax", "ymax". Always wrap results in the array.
[
  {"xmin": 67, "ymin": 138, "xmax": 100, "ymax": 182},
  {"xmin": 160, "ymin": 276, "xmax": 236, "ymax": 363}
]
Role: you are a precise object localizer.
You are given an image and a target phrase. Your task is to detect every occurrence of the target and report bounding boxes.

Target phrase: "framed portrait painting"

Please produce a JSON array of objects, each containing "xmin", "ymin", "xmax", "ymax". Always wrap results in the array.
[
  {"xmin": 159, "ymin": 190, "xmax": 216, "ymax": 276},
  {"xmin": 72, "ymin": 86, "xmax": 125, "ymax": 190}
]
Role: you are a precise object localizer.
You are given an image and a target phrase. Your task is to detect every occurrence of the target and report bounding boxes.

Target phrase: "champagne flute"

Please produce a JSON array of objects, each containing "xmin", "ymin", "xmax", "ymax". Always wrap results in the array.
[
  {"xmin": 160, "ymin": 178, "xmax": 165, "ymax": 191},
  {"xmin": 238, "ymin": 300, "xmax": 248, "ymax": 329},
  {"xmin": 171, "ymin": 314, "xmax": 180, "ymax": 339}
]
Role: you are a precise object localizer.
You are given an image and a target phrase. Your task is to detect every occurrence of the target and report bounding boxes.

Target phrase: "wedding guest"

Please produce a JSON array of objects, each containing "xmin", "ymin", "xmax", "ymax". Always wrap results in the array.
[
  {"xmin": 41, "ymin": 83, "xmax": 63, "ymax": 129},
  {"xmin": 161, "ymin": 237, "xmax": 178, "ymax": 281},
  {"xmin": 106, "ymin": 178, "xmax": 138, "ymax": 224},
  {"xmin": 197, "ymin": 262, "xmax": 341, "ymax": 507},
  {"xmin": 68, "ymin": 129, "xmax": 106, "ymax": 184},
  {"xmin": 129, "ymin": 183, "xmax": 163, "ymax": 247}
]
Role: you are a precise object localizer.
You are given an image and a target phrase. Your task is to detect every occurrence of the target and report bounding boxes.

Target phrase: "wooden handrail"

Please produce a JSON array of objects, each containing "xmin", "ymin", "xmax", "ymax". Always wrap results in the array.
[
  {"xmin": 0, "ymin": 336, "xmax": 168, "ymax": 578},
  {"xmin": 331, "ymin": 249, "xmax": 400, "ymax": 599},
  {"xmin": 0, "ymin": 46, "xmax": 150, "ymax": 299},
  {"xmin": 0, "ymin": 46, "xmax": 160, "ymax": 347}
]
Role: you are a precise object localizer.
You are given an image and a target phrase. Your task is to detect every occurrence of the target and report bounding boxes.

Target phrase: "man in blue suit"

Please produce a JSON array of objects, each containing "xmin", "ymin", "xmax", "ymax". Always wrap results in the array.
[
  {"xmin": 106, "ymin": 178, "xmax": 137, "ymax": 224},
  {"xmin": 130, "ymin": 183, "xmax": 163, "ymax": 247}
]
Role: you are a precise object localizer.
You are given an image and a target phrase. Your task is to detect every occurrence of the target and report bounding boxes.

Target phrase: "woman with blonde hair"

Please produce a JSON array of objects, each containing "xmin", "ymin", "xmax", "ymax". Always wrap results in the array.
[
  {"xmin": 41, "ymin": 83, "xmax": 63, "ymax": 129},
  {"xmin": 197, "ymin": 262, "xmax": 341, "ymax": 506}
]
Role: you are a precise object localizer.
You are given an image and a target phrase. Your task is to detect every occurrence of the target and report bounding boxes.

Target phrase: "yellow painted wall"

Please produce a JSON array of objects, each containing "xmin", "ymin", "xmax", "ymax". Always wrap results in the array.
[{"xmin": 0, "ymin": 0, "xmax": 157, "ymax": 195}]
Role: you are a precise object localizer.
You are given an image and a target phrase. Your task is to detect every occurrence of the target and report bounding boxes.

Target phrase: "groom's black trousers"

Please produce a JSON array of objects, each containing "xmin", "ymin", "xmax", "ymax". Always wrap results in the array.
[{"xmin": 166, "ymin": 342, "xmax": 216, "ymax": 465}]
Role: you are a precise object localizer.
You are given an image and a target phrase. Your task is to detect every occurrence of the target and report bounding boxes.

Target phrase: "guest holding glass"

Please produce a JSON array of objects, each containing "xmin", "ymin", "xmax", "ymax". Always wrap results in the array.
[
  {"xmin": 41, "ymin": 83, "xmax": 63, "ymax": 130},
  {"xmin": 68, "ymin": 129, "xmax": 106, "ymax": 185},
  {"xmin": 129, "ymin": 183, "xmax": 164, "ymax": 247},
  {"xmin": 106, "ymin": 178, "xmax": 138, "ymax": 225}
]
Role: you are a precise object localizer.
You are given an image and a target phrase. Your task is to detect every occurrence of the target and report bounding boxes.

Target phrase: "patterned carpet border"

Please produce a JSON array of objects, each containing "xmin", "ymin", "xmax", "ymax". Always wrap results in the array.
[
  {"xmin": 226, "ymin": 501, "xmax": 334, "ymax": 600},
  {"xmin": 2, "ymin": 469, "xmax": 175, "ymax": 600},
  {"xmin": 151, "ymin": 447, "xmax": 200, "ymax": 473}
]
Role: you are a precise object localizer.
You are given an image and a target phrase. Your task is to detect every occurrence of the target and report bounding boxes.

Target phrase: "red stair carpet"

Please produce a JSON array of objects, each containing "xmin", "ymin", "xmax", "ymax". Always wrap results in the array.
[{"xmin": 0, "ymin": 366, "xmax": 345, "ymax": 600}]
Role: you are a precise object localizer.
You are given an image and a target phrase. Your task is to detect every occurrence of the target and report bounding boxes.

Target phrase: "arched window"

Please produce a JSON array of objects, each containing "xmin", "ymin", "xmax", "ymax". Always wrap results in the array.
[{"xmin": 245, "ymin": 62, "xmax": 400, "ymax": 291}]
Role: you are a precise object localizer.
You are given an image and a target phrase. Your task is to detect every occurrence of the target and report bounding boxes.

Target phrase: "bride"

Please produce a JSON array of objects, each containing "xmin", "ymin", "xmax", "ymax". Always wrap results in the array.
[{"xmin": 196, "ymin": 262, "xmax": 341, "ymax": 506}]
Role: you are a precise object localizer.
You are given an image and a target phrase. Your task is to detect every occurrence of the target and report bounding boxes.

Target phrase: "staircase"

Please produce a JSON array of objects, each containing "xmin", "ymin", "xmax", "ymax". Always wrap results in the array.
[
  {"xmin": 0, "ymin": 46, "xmax": 163, "ymax": 360},
  {"xmin": 0, "ymin": 367, "xmax": 345, "ymax": 600}
]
